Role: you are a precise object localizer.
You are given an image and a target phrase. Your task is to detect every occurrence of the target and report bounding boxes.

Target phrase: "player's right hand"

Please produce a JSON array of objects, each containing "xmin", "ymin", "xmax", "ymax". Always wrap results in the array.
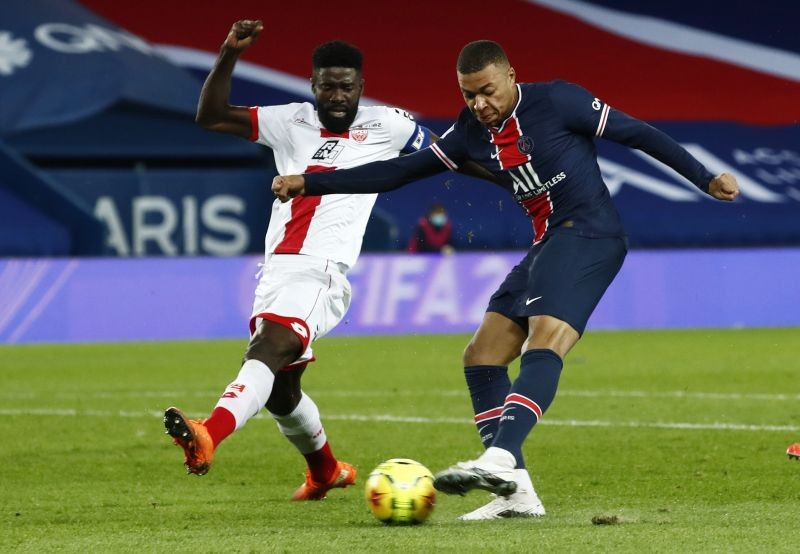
[
  {"xmin": 223, "ymin": 20, "xmax": 263, "ymax": 52},
  {"xmin": 272, "ymin": 175, "xmax": 306, "ymax": 202},
  {"xmin": 708, "ymin": 172, "xmax": 740, "ymax": 201}
]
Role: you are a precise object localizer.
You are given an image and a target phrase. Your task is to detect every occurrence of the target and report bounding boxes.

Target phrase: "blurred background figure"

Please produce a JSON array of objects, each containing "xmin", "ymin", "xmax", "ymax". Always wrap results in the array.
[{"xmin": 407, "ymin": 204, "xmax": 454, "ymax": 254}]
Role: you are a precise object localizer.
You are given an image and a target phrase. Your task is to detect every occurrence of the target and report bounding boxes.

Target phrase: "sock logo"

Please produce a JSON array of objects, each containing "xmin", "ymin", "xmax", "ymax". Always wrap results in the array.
[{"xmin": 221, "ymin": 383, "xmax": 245, "ymax": 399}]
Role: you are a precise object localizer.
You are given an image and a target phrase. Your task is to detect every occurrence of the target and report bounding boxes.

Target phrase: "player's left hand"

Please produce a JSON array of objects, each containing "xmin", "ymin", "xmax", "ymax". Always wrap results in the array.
[
  {"xmin": 272, "ymin": 175, "xmax": 306, "ymax": 202},
  {"xmin": 708, "ymin": 172, "xmax": 739, "ymax": 201}
]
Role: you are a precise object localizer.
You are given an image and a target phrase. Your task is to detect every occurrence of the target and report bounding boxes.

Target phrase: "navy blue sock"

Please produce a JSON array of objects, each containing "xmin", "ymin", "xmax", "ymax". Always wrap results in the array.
[
  {"xmin": 464, "ymin": 365, "xmax": 511, "ymax": 452},
  {"xmin": 491, "ymin": 349, "xmax": 563, "ymax": 467}
]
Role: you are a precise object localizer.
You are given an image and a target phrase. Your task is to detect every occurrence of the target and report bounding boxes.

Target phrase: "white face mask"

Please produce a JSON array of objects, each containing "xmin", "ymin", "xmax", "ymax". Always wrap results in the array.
[{"xmin": 429, "ymin": 213, "xmax": 447, "ymax": 227}]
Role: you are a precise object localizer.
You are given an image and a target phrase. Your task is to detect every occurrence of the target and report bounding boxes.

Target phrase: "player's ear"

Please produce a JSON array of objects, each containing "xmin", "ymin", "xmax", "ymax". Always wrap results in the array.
[{"xmin": 508, "ymin": 66, "xmax": 516, "ymax": 84}]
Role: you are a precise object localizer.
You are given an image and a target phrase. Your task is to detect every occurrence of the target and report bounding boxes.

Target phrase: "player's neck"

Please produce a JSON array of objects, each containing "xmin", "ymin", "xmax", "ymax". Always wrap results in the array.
[{"xmin": 494, "ymin": 85, "xmax": 520, "ymax": 129}]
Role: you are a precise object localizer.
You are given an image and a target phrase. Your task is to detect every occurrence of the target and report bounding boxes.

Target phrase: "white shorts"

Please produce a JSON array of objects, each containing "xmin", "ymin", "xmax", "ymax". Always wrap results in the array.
[{"xmin": 250, "ymin": 254, "xmax": 351, "ymax": 366}]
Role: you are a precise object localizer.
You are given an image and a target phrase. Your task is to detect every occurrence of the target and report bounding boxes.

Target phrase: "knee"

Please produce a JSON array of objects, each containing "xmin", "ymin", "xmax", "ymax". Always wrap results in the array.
[
  {"xmin": 463, "ymin": 339, "xmax": 510, "ymax": 367},
  {"xmin": 462, "ymin": 341, "xmax": 480, "ymax": 366},
  {"xmin": 526, "ymin": 316, "xmax": 580, "ymax": 359}
]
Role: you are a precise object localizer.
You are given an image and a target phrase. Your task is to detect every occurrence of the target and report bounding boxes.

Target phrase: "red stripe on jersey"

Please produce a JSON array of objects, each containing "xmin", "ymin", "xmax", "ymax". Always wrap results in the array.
[
  {"xmin": 274, "ymin": 196, "xmax": 322, "ymax": 254},
  {"xmin": 474, "ymin": 407, "xmax": 504, "ymax": 423},
  {"xmin": 320, "ymin": 129, "xmax": 350, "ymax": 139},
  {"xmin": 504, "ymin": 393, "xmax": 543, "ymax": 419},
  {"xmin": 273, "ymin": 165, "xmax": 334, "ymax": 254},
  {"xmin": 521, "ymin": 191, "xmax": 554, "ymax": 244},
  {"xmin": 249, "ymin": 107, "xmax": 259, "ymax": 142},
  {"xmin": 489, "ymin": 114, "xmax": 529, "ymax": 170}
]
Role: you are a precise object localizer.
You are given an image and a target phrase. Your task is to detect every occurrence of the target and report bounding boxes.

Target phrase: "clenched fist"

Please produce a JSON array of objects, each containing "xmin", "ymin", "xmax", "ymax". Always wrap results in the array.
[
  {"xmin": 708, "ymin": 172, "xmax": 740, "ymax": 201},
  {"xmin": 272, "ymin": 175, "xmax": 306, "ymax": 202},
  {"xmin": 223, "ymin": 20, "xmax": 263, "ymax": 53}
]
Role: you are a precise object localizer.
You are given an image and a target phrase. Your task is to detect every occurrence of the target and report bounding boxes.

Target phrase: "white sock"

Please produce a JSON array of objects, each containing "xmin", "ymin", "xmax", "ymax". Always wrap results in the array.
[
  {"xmin": 480, "ymin": 446, "xmax": 516, "ymax": 469},
  {"xmin": 270, "ymin": 392, "xmax": 327, "ymax": 454},
  {"xmin": 215, "ymin": 359, "xmax": 274, "ymax": 430},
  {"xmin": 512, "ymin": 468, "xmax": 534, "ymax": 493}
]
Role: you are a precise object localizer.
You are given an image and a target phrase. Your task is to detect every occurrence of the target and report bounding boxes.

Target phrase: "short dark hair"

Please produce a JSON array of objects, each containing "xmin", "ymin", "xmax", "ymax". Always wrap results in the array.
[
  {"xmin": 457, "ymin": 40, "xmax": 509, "ymax": 74},
  {"xmin": 312, "ymin": 41, "xmax": 363, "ymax": 72}
]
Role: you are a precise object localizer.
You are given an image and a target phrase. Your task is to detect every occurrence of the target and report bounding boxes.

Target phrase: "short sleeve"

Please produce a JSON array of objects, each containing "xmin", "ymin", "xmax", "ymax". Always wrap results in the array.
[
  {"xmin": 251, "ymin": 104, "xmax": 295, "ymax": 148},
  {"xmin": 383, "ymin": 107, "xmax": 432, "ymax": 154},
  {"xmin": 548, "ymin": 80, "xmax": 611, "ymax": 138}
]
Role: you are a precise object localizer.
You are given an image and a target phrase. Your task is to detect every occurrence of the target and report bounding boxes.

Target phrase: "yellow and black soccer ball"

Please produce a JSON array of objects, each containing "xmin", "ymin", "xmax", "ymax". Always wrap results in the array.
[{"xmin": 364, "ymin": 458, "xmax": 436, "ymax": 525}]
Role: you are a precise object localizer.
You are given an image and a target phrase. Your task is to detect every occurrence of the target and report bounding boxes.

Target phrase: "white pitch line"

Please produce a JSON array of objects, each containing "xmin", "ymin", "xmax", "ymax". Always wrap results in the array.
[
  {"xmin": 0, "ymin": 408, "xmax": 797, "ymax": 433},
  {"xmin": 2, "ymin": 388, "xmax": 798, "ymax": 402}
]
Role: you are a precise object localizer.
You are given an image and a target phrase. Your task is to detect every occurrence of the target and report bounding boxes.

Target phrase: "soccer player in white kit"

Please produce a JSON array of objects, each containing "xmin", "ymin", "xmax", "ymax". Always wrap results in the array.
[{"xmin": 163, "ymin": 20, "xmax": 433, "ymax": 500}]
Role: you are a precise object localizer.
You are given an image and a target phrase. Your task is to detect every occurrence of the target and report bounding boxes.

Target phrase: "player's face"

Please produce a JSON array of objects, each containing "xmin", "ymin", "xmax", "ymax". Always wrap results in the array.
[
  {"xmin": 458, "ymin": 63, "xmax": 517, "ymax": 128},
  {"xmin": 312, "ymin": 67, "xmax": 364, "ymax": 134}
]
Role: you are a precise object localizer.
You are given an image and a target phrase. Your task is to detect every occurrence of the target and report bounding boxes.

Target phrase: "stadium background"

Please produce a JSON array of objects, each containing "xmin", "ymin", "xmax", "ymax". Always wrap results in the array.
[
  {"xmin": 2, "ymin": 2, "xmax": 800, "ymax": 551},
  {"xmin": 1, "ymin": 0, "xmax": 798, "ymax": 341}
]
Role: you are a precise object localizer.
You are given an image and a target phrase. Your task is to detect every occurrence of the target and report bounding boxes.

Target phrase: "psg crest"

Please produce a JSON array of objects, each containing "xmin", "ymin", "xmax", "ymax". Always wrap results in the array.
[
  {"xmin": 517, "ymin": 135, "xmax": 534, "ymax": 154},
  {"xmin": 352, "ymin": 129, "xmax": 369, "ymax": 143}
]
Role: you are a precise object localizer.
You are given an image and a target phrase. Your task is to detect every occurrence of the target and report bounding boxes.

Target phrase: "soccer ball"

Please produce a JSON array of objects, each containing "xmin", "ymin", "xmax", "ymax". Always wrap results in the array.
[{"xmin": 364, "ymin": 458, "xmax": 436, "ymax": 524}]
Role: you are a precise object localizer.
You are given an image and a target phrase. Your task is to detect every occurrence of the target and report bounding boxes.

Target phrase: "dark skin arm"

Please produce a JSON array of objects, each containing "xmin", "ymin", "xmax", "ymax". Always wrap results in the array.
[{"xmin": 195, "ymin": 19, "xmax": 264, "ymax": 138}]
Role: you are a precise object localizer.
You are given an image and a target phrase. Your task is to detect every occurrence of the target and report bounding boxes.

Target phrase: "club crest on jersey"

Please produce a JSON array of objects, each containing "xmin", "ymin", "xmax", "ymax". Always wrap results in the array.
[
  {"xmin": 517, "ymin": 135, "xmax": 534, "ymax": 155},
  {"xmin": 312, "ymin": 139, "xmax": 345, "ymax": 163},
  {"xmin": 351, "ymin": 129, "xmax": 369, "ymax": 143}
]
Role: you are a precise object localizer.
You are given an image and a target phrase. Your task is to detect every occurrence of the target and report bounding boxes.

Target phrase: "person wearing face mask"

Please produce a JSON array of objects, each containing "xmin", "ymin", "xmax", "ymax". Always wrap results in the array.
[{"xmin": 407, "ymin": 204, "xmax": 454, "ymax": 254}]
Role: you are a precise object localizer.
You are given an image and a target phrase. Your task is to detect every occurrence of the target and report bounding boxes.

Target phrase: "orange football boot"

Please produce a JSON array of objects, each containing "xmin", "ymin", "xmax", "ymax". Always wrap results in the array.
[
  {"xmin": 292, "ymin": 461, "xmax": 357, "ymax": 500},
  {"xmin": 164, "ymin": 407, "xmax": 215, "ymax": 475},
  {"xmin": 787, "ymin": 443, "xmax": 800, "ymax": 460}
]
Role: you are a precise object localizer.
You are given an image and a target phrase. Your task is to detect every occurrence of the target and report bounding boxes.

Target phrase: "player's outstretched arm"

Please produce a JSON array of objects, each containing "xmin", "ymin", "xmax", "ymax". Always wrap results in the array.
[
  {"xmin": 274, "ymin": 148, "xmax": 449, "ymax": 202},
  {"xmin": 708, "ymin": 172, "xmax": 739, "ymax": 201},
  {"xmin": 272, "ymin": 175, "xmax": 305, "ymax": 202},
  {"xmin": 195, "ymin": 20, "xmax": 263, "ymax": 139}
]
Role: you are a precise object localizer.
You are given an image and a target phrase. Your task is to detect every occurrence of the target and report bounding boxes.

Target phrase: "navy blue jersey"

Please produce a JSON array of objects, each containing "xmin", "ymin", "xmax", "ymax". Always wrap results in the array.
[{"xmin": 305, "ymin": 81, "xmax": 715, "ymax": 244}]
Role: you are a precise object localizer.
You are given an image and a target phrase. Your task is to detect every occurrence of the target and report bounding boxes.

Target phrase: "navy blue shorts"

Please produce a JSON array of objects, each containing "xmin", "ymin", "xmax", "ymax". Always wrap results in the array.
[{"xmin": 486, "ymin": 233, "xmax": 627, "ymax": 335}]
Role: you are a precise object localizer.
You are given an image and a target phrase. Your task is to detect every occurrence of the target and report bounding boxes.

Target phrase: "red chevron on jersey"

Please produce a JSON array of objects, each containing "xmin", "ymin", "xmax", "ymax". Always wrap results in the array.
[
  {"xmin": 521, "ymin": 192, "xmax": 554, "ymax": 244},
  {"xmin": 504, "ymin": 393, "xmax": 543, "ymax": 420},
  {"xmin": 490, "ymin": 113, "xmax": 530, "ymax": 170}
]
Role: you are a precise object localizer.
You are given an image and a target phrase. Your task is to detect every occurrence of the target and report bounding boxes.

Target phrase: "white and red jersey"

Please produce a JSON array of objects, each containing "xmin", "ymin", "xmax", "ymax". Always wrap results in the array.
[{"xmin": 250, "ymin": 102, "xmax": 428, "ymax": 268}]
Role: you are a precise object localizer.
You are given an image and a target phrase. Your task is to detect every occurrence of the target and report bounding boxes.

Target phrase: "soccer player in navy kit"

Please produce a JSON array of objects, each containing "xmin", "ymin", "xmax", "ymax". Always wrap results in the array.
[{"xmin": 273, "ymin": 40, "xmax": 740, "ymax": 520}]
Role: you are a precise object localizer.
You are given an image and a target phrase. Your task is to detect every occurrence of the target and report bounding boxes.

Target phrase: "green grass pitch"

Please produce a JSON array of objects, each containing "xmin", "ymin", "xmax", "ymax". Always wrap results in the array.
[{"xmin": 1, "ymin": 328, "xmax": 799, "ymax": 552}]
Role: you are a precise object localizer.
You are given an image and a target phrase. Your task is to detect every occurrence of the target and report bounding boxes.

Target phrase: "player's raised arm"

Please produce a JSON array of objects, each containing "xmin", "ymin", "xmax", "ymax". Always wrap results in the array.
[{"xmin": 195, "ymin": 20, "xmax": 264, "ymax": 139}]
